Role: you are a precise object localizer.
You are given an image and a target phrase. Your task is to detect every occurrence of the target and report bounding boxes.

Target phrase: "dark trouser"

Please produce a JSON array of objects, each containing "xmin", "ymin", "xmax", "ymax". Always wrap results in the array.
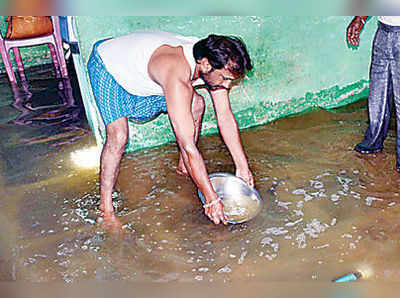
[{"xmin": 355, "ymin": 22, "xmax": 400, "ymax": 170}]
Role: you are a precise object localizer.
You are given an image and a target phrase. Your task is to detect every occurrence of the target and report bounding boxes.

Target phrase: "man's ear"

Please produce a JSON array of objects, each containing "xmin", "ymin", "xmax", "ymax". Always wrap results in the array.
[{"xmin": 199, "ymin": 57, "xmax": 212, "ymax": 72}]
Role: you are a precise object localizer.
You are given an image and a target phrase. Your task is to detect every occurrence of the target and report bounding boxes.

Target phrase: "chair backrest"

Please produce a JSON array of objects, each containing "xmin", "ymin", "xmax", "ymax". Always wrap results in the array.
[
  {"xmin": 0, "ymin": 16, "xmax": 60, "ymax": 42},
  {"xmin": 0, "ymin": 16, "xmax": 68, "ymax": 84},
  {"xmin": 1, "ymin": 17, "xmax": 63, "ymax": 53}
]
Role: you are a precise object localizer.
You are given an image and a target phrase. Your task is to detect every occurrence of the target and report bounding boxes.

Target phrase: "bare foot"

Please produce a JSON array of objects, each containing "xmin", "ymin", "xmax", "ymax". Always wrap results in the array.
[
  {"xmin": 101, "ymin": 214, "xmax": 122, "ymax": 233},
  {"xmin": 176, "ymin": 167, "xmax": 189, "ymax": 177},
  {"xmin": 98, "ymin": 201, "xmax": 114, "ymax": 217},
  {"xmin": 176, "ymin": 157, "xmax": 189, "ymax": 176}
]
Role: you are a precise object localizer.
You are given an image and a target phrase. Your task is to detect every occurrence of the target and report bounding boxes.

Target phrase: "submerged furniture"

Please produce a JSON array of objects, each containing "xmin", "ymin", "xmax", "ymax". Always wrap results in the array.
[
  {"xmin": 11, "ymin": 77, "xmax": 78, "ymax": 126},
  {"xmin": 0, "ymin": 16, "xmax": 68, "ymax": 85}
]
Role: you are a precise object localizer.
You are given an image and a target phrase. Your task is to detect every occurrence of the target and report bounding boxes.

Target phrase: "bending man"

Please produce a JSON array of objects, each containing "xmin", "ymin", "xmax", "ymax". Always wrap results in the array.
[{"xmin": 88, "ymin": 30, "xmax": 254, "ymax": 225}]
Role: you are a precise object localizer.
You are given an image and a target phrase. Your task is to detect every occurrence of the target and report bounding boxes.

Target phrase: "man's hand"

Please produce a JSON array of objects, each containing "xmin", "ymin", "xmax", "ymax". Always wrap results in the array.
[
  {"xmin": 347, "ymin": 16, "xmax": 366, "ymax": 47},
  {"xmin": 236, "ymin": 167, "xmax": 254, "ymax": 188},
  {"xmin": 204, "ymin": 200, "xmax": 228, "ymax": 225}
]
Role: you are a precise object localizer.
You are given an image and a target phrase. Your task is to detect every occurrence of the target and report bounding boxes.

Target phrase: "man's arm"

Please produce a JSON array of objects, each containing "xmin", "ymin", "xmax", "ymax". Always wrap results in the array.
[
  {"xmin": 165, "ymin": 80, "xmax": 227, "ymax": 225},
  {"xmin": 148, "ymin": 48, "xmax": 227, "ymax": 225},
  {"xmin": 347, "ymin": 16, "xmax": 369, "ymax": 47},
  {"xmin": 210, "ymin": 89, "xmax": 254, "ymax": 187}
]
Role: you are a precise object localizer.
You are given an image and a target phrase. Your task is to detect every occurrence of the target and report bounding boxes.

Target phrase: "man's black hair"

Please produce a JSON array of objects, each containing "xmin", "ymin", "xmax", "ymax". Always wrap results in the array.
[{"xmin": 193, "ymin": 34, "xmax": 252, "ymax": 77}]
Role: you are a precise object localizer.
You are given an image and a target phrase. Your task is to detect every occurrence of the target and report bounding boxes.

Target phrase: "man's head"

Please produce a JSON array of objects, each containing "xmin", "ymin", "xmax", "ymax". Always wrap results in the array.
[{"xmin": 193, "ymin": 34, "xmax": 252, "ymax": 91}]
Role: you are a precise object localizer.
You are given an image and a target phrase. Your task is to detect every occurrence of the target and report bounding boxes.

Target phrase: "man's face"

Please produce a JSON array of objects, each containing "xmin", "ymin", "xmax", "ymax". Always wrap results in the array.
[{"xmin": 199, "ymin": 67, "xmax": 237, "ymax": 92}]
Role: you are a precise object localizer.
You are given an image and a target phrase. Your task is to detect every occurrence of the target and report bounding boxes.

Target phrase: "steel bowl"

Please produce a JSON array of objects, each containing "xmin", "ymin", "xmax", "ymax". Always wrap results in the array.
[{"xmin": 198, "ymin": 172, "xmax": 262, "ymax": 224}]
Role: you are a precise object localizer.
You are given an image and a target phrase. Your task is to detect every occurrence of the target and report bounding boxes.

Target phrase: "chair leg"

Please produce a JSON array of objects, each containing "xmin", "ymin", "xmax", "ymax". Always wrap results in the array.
[
  {"xmin": 49, "ymin": 43, "xmax": 61, "ymax": 79},
  {"xmin": 10, "ymin": 83, "xmax": 33, "ymax": 125},
  {"xmin": 0, "ymin": 44, "xmax": 17, "ymax": 85},
  {"xmin": 52, "ymin": 16, "xmax": 69, "ymax": 79},
  {"xmin": 12, "ymin": 48, "xmax": 27, "ymax": 82},
  {"xmin": 61, "ymin": 77, "xmax": 76, "ymax": 107},
  {"xmin": 56, "ymin": 42, "xmax": 68, "ymax": 79}
]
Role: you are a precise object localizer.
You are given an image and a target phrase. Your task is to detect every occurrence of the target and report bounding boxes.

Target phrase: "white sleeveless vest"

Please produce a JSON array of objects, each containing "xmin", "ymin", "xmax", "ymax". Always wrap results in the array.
[{"xmin": 98, "ymin": 30, "xmax": 200, "ymax": 96}]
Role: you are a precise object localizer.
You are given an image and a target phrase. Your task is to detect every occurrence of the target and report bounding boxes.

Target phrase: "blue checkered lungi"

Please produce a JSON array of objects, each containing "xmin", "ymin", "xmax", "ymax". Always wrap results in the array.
[{"xmin": 87, "ymin": 39, "xmax": 167, "ymax": 126}]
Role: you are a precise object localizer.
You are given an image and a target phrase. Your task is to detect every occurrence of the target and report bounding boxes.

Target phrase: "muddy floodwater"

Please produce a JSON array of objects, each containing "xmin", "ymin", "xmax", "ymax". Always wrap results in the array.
[{"xmin": 1, "ymin": 66, "xmax": 400, "ymax": 284}]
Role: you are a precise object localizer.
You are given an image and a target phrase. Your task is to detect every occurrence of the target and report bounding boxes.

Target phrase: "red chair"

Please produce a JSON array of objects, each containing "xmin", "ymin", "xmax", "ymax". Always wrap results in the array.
[{"xmin": 0, "ymin": 16, "xmax": 68, "ymax": 85}]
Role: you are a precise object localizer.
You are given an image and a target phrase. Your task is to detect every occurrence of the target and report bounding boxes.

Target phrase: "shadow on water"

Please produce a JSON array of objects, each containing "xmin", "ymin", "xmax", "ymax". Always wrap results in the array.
[{"xmin": 0, "ymin": 61, "xmax": 89, "ymax": 186}]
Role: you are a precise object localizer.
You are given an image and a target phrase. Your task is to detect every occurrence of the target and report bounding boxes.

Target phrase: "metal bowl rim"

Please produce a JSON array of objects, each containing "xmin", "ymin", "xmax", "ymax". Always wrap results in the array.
[{"xmin": 197, "ymin": 172, "xmax": 263, "ymax": 224}]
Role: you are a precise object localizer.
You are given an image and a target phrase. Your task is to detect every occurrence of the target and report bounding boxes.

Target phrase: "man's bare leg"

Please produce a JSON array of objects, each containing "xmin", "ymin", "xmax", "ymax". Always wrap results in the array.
[
  {"xmin": 177, "ymin": 92, "xmax": 205, "ymax": 175},
  {"xmin": 99, "ymin": 117, "xmax": 128, "ymax": 215}
]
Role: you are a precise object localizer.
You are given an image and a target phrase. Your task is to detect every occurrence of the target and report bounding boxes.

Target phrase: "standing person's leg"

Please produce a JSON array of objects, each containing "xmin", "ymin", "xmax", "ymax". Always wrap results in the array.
[
  {"xmin": 355, "ymin": 26, "xmax": 393, "ymax": 154},
  {"xmin": 99, "ymin": 117, "xmax": 128, "ymax": 215},
  {"xmin": 87, "ymin": 39, "xmax": 134, "ymax": 218},
  {"xmin": 392, "ymin": 67, "xmax": 400, "ymax": 172},
  {"xmin": 390, "ymin": 30, "xmax": 400, "ymax": 171},
  {"xmin": 177, "ymin": 91, "xmax": 205, "ymax": 176}
]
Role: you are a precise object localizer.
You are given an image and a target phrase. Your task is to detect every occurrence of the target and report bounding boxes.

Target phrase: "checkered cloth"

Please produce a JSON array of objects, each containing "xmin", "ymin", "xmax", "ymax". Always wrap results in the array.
[{"xmin": 87, "ymin": 39, "xmax": 167, "ymax": 126}]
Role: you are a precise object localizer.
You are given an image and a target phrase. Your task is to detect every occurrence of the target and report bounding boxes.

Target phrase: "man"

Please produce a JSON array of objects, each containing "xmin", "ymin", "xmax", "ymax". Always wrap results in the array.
[
  {"xmin": 347, "ymin": 16, "xmax": 400, "ymax": 172},
  {"xmin": 88, "ymin": 30, "xmax": 254, "ymax": 225}
]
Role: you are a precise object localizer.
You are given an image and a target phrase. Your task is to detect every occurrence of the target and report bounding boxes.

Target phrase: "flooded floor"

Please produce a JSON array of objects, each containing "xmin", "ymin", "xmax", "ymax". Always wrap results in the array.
[{"xmin": 1, "ymin": 64, "xmax": 400, "ymax": 284}]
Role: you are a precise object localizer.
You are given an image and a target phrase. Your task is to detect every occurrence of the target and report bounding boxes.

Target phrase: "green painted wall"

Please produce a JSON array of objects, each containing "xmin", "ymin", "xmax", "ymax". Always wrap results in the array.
[{"xmin": 64, "ymin": 17, "xmax": 379, "ymax": 152}]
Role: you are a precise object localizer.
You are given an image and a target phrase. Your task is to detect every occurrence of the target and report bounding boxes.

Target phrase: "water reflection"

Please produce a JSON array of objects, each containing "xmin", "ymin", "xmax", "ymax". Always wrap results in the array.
[
  {"xmin": 10, "ymin": 77, "xmax": 78, "ymax": 127},
  {"xmin": 0, "ymin": 65, "xmax": 90, "ymax": 186}
]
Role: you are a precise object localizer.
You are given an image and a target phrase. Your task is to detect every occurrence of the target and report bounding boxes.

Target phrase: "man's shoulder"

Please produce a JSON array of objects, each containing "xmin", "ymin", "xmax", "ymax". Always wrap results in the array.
[{"xmin": 149, "ymin": 46, "xmax": 192, "ymax": 81}]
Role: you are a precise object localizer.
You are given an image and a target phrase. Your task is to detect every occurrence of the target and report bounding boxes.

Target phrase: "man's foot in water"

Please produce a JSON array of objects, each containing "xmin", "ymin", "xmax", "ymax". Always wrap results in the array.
[
  {"xmin": 98, "ymin": 200, "xmax": 115, "ymax": 217},
  {"xmin": 101, "ymin": 214, "xmax": 122, "ymax": 233},
  {"xmin": 176, "ymin": 167, "xmax": 189, "ymax": 176},
  {"xmin": 176, "ymin": 156, "xmax": 189, "ymax": 176}
]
